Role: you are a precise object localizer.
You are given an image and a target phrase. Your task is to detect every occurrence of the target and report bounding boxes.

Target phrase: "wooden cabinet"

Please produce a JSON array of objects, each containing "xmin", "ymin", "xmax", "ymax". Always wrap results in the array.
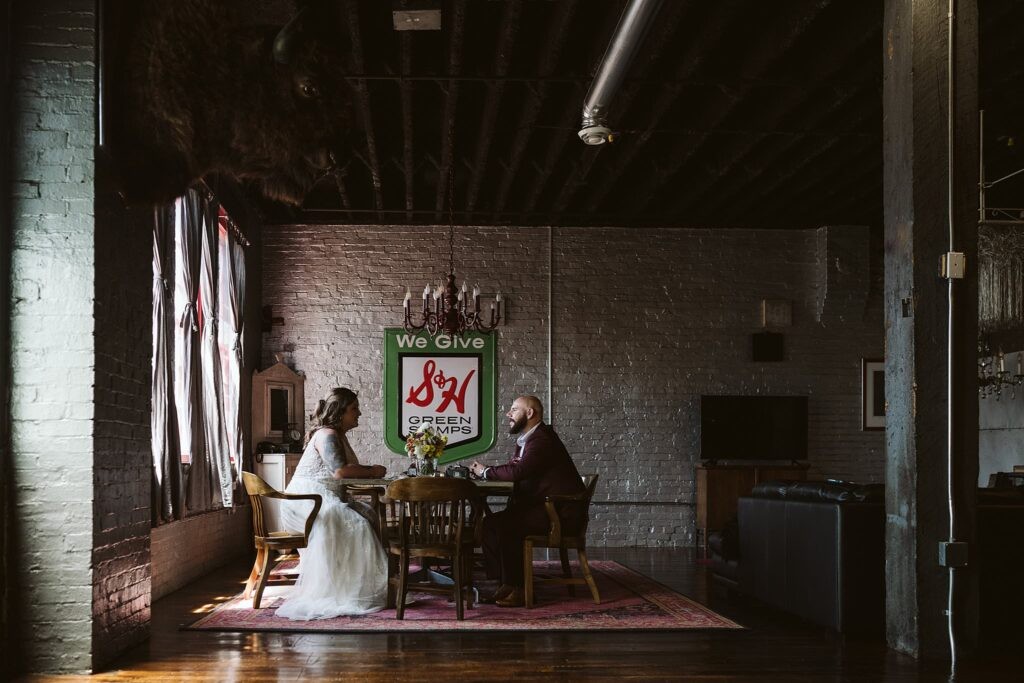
[
  {"xmin": 252, "ymin": 361, "xmax": 305, "ymax": 446},
  {"xmin": 254, "ymin": 452, "xmax": 302, "ymax": 532},
  {"xmin": 695, "ymin": 463, "xmax": 808, "ymax": 553}
]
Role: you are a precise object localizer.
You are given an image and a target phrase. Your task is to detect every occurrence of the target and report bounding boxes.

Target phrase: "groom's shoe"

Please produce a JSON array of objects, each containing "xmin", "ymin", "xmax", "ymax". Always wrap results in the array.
[
  {"xmin": 482, "ymin": 584, "xmax": 515, "ymax": 604},
  {"xmin": 495, "ymin": 587, "xmax": 524, "ymax": 608}
]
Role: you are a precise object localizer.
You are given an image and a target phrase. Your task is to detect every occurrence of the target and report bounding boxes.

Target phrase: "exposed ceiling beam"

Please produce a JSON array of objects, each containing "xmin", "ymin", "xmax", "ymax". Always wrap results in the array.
[
  {"xmin": 581, "ymin": 2, "xmax": 749, "ymax": 213},
  {"xmin": 549, "ymin": 0, "xmax": 689, "ymax": 213},
  {"xmin": 490, "ymin": 0, "xmax": 580, "ymax": 218},
  {"xmin": 661, "ymin": 21, "xmax": 878, "ymax": 219},
  {"xmin": 434, "ymin": 0, "xmax": 468, "ymax": 219},
  {"xmin": 685, "ymin": 86, "xmax": 868, "ymax": 220},
  {"xmin": 343, "ymin": 0, "xmax": 384, "ymax": 217},
  {"xmin": 287, "ymin": 206, "xmax": 695, "ymax": 225},
  {"xmin": 465, "ymin": 0, "xmax": 522, "ymax": 212},
  {"xmin": 631, "ymin": 0, "xmax": 839, "ymax": 215},
  {"xmin": 516, "ymin": 5, "xmax": 632, "ymax": 218},
  {"xmin": 400, "ymin": 31, "xmax": 415, "ymax": 220},
  {"xmin": 333, "ymin": 172, "xmax": 353, "ymax": 222},
  {"xmin": 725, "ymin": 94, "xmax": 879, "ymax": 222},
  {"xmin": 788, "ymin": 146, "xmax": 881, "ymax": 225}
]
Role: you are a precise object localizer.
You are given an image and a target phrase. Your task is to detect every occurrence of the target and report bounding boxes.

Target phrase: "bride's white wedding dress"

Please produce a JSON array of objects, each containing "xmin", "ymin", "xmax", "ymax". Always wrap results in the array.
[{"xmin": 274, "ymin": 430, "xmax": 388, "ymax": 620}]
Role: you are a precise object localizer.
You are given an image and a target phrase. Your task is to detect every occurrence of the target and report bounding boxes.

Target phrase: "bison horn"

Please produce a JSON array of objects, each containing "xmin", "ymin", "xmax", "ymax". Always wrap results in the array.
[{"xmin": 273, "ymin": 6, "xmax": 309, "ymax": 65}]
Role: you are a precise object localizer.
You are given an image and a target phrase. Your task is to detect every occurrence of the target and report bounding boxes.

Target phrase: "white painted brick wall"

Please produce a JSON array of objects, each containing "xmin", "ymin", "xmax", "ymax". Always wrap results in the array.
[
  {"xmin": 9, "ymin": 0, "xmax": 151, "ymax": 672},
  {"xmin": 261, "ymin": 224, "xmax": 884, "ymax": 548},
  {"xmin": 9, "ymin": 0, "xmax": 97, "ymax": 673}
]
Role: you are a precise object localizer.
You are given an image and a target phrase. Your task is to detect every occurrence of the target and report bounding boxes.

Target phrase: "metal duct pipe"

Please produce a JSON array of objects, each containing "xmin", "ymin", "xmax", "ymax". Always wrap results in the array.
[{"xmin": 578, "ymin": 0, "xmax": 664, "ymax": 145}]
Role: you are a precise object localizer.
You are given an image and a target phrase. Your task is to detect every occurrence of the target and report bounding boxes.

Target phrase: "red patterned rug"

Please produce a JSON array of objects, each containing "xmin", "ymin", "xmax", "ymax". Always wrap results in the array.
[{"xmin": 185, "ymin": 560, "xmax": 743, "ymax": 632}]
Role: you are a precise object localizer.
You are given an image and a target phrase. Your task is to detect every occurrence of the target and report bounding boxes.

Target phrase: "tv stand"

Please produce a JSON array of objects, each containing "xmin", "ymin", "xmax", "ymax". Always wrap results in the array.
[{"xmin": 695, "ymin": 461, "xmax": 809, "ymax": 556}]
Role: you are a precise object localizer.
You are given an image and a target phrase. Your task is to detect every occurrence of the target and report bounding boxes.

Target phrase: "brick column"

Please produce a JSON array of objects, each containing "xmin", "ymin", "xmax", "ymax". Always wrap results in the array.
[
  {"xmin": 8, "ymin": 0, "xmax": 151, "ymax": 672},
  {"xmin": 883, "ymin": 0, "xmax": 979, "ymax": 659}
]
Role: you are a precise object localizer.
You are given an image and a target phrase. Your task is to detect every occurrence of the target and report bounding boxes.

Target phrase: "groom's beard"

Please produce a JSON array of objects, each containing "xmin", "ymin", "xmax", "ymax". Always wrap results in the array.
[{"xmin": 509, "ymin": 414, "xmax": 527, "ymax": 434}]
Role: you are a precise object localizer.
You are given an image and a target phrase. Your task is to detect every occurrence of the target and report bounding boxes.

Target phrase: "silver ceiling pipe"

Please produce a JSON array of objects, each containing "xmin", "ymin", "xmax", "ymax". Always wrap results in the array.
[{"xmin": 578, "ymin": 0, "xmax": 664, "ymax": 145}]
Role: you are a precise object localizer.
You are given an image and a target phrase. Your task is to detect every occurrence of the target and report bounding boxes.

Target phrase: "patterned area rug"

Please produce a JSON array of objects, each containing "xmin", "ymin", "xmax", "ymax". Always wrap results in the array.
[{"xmin": 185, "ymin": 560, "xmax": 743, "ymax": 632}]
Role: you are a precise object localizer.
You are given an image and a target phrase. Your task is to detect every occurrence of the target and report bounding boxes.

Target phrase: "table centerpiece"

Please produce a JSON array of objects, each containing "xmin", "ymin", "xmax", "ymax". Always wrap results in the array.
[{"xmin": 405, "ymin": 424, "xmax": 447, "ymax": 476}]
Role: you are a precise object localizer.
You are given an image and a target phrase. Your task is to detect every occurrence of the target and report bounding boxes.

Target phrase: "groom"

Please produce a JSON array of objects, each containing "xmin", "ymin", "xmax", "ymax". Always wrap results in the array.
[{"xmin": 470, "ymin": 395, "xmax": 585, "ymax": 607}]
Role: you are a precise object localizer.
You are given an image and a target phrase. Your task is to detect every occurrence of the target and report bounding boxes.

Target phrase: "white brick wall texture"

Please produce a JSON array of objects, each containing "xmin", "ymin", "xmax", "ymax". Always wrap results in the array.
[
  {"xmin": 9, "ymin": 0, "xmax": 97, "ymax": 673},
  {"xmin": 261, "ymin": 224, "xmax": 885, "ymax": 548},
  {"xmin": 8, "ymin": 0, "xmax": 150, "ymax": 672}
]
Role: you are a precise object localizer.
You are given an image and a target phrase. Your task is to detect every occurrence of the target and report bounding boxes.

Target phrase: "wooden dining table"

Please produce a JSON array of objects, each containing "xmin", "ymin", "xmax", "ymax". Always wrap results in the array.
[
  {"xmin": 339, "ymin": 476, "xmax": 514, "ymax": 495},
  {"xmin": 339, "ymin": 476, "xmax": 512, "ymax": 596}
]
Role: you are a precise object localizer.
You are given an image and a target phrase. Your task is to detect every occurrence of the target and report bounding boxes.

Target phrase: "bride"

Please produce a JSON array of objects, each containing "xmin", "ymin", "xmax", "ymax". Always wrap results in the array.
[{"xmin": 275, "ymin": 387, "xmax": 389, "ymax": 620}]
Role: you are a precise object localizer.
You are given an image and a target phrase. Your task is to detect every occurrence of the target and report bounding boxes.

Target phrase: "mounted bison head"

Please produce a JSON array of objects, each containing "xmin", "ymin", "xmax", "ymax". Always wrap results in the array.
[{"xmin": 106, "ymin": 0, "xmax": 353, "ymax": 206}]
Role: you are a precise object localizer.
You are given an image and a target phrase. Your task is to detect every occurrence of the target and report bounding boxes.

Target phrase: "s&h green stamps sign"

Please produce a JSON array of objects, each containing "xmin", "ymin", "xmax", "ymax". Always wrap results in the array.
[{"xmin": 383, "ymin": 329, "xmax": 497, "ymax": 463}]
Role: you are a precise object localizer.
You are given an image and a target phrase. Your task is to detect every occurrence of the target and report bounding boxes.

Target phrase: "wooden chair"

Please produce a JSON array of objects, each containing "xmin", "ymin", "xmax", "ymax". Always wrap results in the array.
[
  {"xmin": 241, "ymin": 471, "xmax": 322, "ymax": 609},
  {"xmin": 385, "ymin": 477, "xmax": 483, "ymax": 620},
  {"xmin": 523, "ymin": 474, "xmax": 601, "ymax": 608}
]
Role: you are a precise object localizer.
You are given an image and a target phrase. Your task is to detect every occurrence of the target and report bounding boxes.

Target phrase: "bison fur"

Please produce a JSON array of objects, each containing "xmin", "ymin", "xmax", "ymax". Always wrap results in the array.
[{"xmin": 105, "ymin": 0, "xmax": 353, "ymax": 206}]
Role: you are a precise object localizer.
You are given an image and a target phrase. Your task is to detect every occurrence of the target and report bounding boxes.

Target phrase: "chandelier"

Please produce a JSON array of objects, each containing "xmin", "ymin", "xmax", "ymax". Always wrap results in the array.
[
  {"xmin": 978, "ymin": 337, "xmax": 1024, "ymax": 399},
  {"xmin": 402, "ymin": 168, "xmax": 502, "ymax": 336}
]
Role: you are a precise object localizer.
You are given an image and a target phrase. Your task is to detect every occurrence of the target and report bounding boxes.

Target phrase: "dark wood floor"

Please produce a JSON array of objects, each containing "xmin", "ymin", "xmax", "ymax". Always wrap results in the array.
[{"xmin": 23, "ymin": 548, "xmax": 1020, "ymax": 682}]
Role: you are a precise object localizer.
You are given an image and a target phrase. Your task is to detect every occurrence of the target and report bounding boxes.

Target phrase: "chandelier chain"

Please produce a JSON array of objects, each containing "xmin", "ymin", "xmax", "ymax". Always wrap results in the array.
[
  {"xmin": 448, "ymin": 164, "xmax": 455, "ymax": 276},
  {"xmin": 400, "ymin": 153, "xmax": 501, "ymax": 336}
]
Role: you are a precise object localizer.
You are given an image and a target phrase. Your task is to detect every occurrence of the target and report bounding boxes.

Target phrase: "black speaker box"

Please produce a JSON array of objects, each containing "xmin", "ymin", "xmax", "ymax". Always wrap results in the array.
[{"xmin": 752, "ymin": 332, "xmax": 784, "ymax": 362}]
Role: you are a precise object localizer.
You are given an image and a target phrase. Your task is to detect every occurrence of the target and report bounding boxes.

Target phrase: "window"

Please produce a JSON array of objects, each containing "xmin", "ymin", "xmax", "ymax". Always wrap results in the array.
[
  {"xmin": 217, "ymin": 206, "xmax": 245, "ymax": 467},
  {"xmin": 155, "ymin": 191, "xmax": 248, "ymax": 519}
]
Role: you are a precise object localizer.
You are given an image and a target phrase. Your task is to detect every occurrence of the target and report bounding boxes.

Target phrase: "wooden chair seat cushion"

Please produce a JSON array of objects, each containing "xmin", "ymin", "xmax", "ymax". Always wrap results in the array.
[
  {"xmin": 257, "ymin": 532, "xmax": 307, "ymax": 548},
  {"xmin": 263, "ymin": 530, "xmax": 305, "ymax": 539},
  {"xmin": 524, "ymin": 534, "xmax": 584, "ymax": 548},
  {"xmin": 387, "ymin": 538, "xmax": 476, "ymax": 557}
]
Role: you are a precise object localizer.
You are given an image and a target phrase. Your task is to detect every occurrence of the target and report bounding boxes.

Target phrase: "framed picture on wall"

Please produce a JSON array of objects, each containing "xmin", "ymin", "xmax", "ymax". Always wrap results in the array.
[{"xmin": 862, "ymin": 358, "xmax": 885, "ymax": 430}]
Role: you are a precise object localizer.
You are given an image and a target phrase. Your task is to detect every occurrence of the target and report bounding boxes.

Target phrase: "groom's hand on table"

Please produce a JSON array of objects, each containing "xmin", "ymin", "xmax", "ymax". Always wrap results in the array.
[{"xmin": 469, "ymin": 461, "xmax": 487, "ymax": 479}]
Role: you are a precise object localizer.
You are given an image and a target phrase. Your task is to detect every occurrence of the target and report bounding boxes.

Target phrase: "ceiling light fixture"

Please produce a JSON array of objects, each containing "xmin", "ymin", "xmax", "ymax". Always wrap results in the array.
[
  {"xmin": 402, "ymin": 167, "xmax": 502, "ymax": 336},
  {"xmin": 578, "ymin": 0, "xmax": 664, "ymax": 145},
  {"xmin": 978, "ymin": 338, "xmax": 1023, "ymax": 399}
]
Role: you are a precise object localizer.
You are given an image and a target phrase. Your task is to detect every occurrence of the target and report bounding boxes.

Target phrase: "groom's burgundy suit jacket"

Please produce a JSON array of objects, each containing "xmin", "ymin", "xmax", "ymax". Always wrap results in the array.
[{"xmin": 485, "ymin": 423, "xmax": 586, "ymax": 530}]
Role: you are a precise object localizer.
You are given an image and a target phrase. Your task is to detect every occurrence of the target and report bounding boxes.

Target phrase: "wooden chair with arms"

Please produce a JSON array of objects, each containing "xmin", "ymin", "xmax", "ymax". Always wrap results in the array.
[
  {"xmin": 385, "ymin": 477, "xmax": 483, "ymax": 620},
  {"xmin": 523, "ymin": 473, "xmax": 601, "ymax": 608},
  {"xmin": 241, "ymin": 470, "xmax": 322, "ymax": 609}
]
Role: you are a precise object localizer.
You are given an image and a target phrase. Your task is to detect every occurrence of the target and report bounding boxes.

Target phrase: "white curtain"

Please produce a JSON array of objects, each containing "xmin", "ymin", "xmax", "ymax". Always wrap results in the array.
[
  {"xmin": 219, "ymin": 227, "xmax": 247, "ymax": 483},
  {"xmin": 152, "ymin": 204, "xmax": 183, "ymax": 524},
  {"xmin": 199, "ymin": 202, "xmax": 233, "ymax": 507},
  {"xmin": 175, "ymin": 189, "xmax": 212, "ymax": 512}
]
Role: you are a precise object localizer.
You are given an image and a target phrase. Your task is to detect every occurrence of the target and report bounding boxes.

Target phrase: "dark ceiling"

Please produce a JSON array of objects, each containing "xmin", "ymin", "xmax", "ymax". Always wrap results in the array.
[{"xmin": 253, "ymin": 0, "xmax": 1024, "ymax": 230}]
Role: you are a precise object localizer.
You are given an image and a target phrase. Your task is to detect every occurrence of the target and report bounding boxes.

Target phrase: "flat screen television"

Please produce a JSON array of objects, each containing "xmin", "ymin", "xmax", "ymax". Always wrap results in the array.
[{"xmin": 700, "ymin": 395, "xmax": 808, "ymax": 462}]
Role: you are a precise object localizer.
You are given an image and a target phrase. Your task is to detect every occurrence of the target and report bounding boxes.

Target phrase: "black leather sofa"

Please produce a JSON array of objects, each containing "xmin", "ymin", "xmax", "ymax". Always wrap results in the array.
[
  {"xmin": 737, "ymin": 480, "xmax": 884, "ymax": 634},
  {"xmin": 707, "ymin": 518, "xmax": 740, "ymax": 589}
]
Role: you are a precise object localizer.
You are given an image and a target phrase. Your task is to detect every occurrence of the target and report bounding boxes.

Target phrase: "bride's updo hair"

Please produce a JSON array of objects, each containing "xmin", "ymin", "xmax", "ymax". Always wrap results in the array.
[{"xmin": 305, "ymin": 387, "xmax": 358, "ymax": 446}]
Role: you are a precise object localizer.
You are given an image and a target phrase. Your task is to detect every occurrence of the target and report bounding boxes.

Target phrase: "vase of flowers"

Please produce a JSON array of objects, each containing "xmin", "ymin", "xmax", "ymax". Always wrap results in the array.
[{"xmin": 405, "ymin": 425, "xmax": 447, "ymax": 476}]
